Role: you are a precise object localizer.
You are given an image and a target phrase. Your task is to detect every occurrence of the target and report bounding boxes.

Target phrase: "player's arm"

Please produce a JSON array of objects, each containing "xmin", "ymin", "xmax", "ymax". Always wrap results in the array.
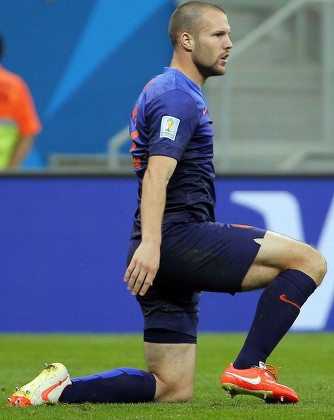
[
  {"xmin": 7, "ymin": 135, "xmax": 35, "ymax": 169},
  {"xmin": 124, "ymin": 155, "xmax": 177, "ymax": 296}
]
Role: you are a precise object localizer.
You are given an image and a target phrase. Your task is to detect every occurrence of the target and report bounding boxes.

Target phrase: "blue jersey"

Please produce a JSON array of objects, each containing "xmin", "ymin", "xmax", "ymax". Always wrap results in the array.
[{"xmin": 129, "ymin": 67, "xmax": 216, "ymax": 237}]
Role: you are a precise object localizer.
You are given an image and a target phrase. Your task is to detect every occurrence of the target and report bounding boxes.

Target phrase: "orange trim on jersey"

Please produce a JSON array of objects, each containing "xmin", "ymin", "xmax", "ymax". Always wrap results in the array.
[
  {"xmin": 133, "ymin": 156, "xmax": 141, "ymax": 169},
  {"xmin": 131, "ymin": 104, "xmax": 138, "ymax": 119},
  {"xmin": 130, "ymin": 130, "xmax": 138, "ymax": 140},
  {"xmin": 130, "ymin": 141, "xmax": 137, "ymax": 152}
]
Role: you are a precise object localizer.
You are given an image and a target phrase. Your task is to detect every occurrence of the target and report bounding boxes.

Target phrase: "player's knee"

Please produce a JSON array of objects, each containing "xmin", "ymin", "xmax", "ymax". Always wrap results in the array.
[
  {"xmin": 162, "ymin": 388, "xmax": 193, "ymax": 403},
  {"xmin": 167, "ymin": 388, "xmax": 193, "ymax": 403},
  {"xmin": 301, "ymin": 244, "xmax": 327, "ymax": 286},
  {"xmin": 155, "ymin": 378, "xmax": 193, "ymax": 402},
  {"xmin": 312, "ymin": 249, "xmax": 327, "ymax": 286}
]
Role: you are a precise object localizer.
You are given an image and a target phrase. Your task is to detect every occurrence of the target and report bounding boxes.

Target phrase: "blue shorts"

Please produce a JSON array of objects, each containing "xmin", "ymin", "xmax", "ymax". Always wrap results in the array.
[{"xmin": 127, "ymin": 221, "xmax": 266, "ymax": 344}]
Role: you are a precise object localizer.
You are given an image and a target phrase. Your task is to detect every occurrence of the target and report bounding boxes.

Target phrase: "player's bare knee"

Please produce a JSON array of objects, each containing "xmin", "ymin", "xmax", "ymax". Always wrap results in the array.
[
  {"xmin": 175, "ymin": 392, "xmax": 193, "ymax": 403},
  {"xmin": 166, "ymin": 388, "xmax": 193, "ymax": 403},
  {"xmin": 300, "ymin": 244, "xmax": 327, "ymax": 286},
  {"xmin": 312, "ymin": 249, "xmax": 327, "ymax": 286},
  {"xmin": 154, "ymin": 376, "xmax": 193, "ymax": 402}
]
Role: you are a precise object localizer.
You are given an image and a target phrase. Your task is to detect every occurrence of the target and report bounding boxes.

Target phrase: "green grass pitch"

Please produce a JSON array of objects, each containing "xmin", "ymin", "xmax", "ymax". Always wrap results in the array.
[{"xmin": 1, "ymin": 333, "xmax": 334, "ymax": 419}]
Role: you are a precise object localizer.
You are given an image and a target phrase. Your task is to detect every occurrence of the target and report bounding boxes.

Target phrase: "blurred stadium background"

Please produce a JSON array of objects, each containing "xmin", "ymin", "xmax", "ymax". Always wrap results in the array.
[{"xmin": 0, "ymin": 0, "xmax": 333, "ymax": 334}]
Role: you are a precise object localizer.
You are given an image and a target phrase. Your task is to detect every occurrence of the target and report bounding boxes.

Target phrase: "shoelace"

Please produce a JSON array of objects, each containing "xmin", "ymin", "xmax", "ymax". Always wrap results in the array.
[{"xmin": 259, "ymin": 363, "xmax": 279, "ymax": 382}]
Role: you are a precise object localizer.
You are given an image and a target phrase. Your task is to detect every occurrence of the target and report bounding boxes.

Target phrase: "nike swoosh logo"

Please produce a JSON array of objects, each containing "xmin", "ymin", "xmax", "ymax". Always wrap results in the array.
[
  {"xmin": 202, "ymin": 108, "xmax": 208, "ymax": 116},
  {"xmin": 41, "ymin": 375, "xmax": 69, "ymax": 401},
  {"xmin": 226, "ymin": 372, "xmax": 261, "ymax": 385},
  {"xmin": 279, "ymin": 294, "xmax": 300, "ymax": 310}
]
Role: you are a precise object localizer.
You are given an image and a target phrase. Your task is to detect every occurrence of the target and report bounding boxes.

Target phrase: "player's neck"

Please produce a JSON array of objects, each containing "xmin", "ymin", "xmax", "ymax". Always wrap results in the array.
[{"xmin": 169, "ymin": 56, "xmax": 206, "ymax": 88}]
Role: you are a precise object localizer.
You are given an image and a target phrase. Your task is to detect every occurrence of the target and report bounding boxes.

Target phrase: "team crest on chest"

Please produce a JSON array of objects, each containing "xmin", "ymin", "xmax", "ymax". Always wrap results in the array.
[{"xmin": 160, "ymin": 116, "xmax": 180, "ymax": 141}]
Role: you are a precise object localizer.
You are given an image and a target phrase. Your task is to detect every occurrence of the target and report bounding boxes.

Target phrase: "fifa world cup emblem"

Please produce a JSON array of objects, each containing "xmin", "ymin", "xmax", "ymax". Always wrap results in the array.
[{"xmin": 166, "ymin": 118, "xmax": 174, "ymax": 132}]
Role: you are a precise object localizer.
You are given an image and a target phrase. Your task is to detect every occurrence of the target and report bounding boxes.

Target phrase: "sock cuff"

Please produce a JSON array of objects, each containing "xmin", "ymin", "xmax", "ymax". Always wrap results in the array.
[
  {"xmin": 279, "ymin": 269, "xmax": 317, "ymax": 299},
  {"xmin": 117, "ymin": 368, "xmax": 156, "ymax": 401},
  {"xmin": 142, "ymin": 371, "xmax": 156, "ymax": 402}
]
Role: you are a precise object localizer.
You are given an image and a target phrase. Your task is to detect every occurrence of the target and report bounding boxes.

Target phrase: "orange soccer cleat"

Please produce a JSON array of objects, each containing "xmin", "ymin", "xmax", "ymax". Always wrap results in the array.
[{"xmin": 221, "ymin": 362, "xmax": 298, "ymax": 404}]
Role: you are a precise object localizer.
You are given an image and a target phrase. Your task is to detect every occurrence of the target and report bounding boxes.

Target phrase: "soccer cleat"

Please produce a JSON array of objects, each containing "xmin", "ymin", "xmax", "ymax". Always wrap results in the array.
[
  {"xmin": 221, "ymin": 362, "xmax": 298, "ymax": 404},
  {"xmin": 7, "ymin": 363, "xmax": 71, "ymax": 406}
]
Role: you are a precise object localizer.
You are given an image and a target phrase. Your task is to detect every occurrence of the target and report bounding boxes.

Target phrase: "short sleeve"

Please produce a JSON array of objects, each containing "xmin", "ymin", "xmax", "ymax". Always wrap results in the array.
[{"xmin": 146, "ymin": 89, "xmax": 198, "ymax": 161}]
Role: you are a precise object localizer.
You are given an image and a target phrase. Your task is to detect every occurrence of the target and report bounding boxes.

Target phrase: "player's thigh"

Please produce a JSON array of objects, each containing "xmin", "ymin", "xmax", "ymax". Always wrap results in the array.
[
  {"xmin": 144, "ymin": 342, "xmax": 196, "ymax": 402},
  {"xmin": 242, "ymin": 230, "xmax": 324, "ymax": 290},
  {"xmin": 158, "ymin": 221, "xmax": 266, "ymax": 294}
]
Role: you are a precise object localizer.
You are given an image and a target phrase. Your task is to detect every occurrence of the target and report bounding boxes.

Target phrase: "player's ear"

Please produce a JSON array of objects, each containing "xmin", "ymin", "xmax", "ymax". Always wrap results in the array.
[{"xmin": 180, "ymin": 32, "xmax": 194, "ymax": 51}]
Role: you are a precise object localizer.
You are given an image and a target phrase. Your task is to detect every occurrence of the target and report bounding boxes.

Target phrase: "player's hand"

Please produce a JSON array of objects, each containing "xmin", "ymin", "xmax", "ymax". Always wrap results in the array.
[{"xmin": 124, "ymin": 242, "xmax": 160, "ymax": 296}]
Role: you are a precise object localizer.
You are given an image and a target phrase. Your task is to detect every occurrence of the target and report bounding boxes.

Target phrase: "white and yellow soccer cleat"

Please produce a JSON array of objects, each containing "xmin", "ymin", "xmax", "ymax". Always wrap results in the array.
[{"xmin": 7, "ymin": 363, "xmax": 71, "ymax": 406}]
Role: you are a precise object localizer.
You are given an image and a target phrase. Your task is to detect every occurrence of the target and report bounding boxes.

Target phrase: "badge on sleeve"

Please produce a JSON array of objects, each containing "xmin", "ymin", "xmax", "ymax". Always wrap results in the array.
[{"xmin": 160, "ymin": 116, "xmax": 180, "ymax": 141}]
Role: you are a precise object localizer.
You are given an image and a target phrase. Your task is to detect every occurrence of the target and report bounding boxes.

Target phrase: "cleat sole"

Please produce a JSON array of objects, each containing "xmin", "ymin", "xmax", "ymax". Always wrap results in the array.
[{"xmin": 222, "ymin": 383, "xmax": 295, "ymax": 404}]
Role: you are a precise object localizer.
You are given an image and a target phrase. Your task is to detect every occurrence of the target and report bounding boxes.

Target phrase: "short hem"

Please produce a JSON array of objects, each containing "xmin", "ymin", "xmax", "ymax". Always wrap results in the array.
[{"xmin": 144, "ymin": 328, "xmax": 197, "ymax": 344}]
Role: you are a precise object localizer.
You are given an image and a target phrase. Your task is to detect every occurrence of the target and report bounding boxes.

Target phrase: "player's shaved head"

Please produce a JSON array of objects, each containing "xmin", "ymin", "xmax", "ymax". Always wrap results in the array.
[{"xmin": 168, "ymin": 1, "xmax": 226, "ymax": 47}]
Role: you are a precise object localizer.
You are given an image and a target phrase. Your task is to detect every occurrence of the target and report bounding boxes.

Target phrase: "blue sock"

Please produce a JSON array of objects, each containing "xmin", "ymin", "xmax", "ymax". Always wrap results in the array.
[
  {"xmin": 233, "ymin": 269, "xmax": 316, "ymax": 369},
  {"xmin": 59, "ymin": 367, "xmax": 156, "ymax": 403}
]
